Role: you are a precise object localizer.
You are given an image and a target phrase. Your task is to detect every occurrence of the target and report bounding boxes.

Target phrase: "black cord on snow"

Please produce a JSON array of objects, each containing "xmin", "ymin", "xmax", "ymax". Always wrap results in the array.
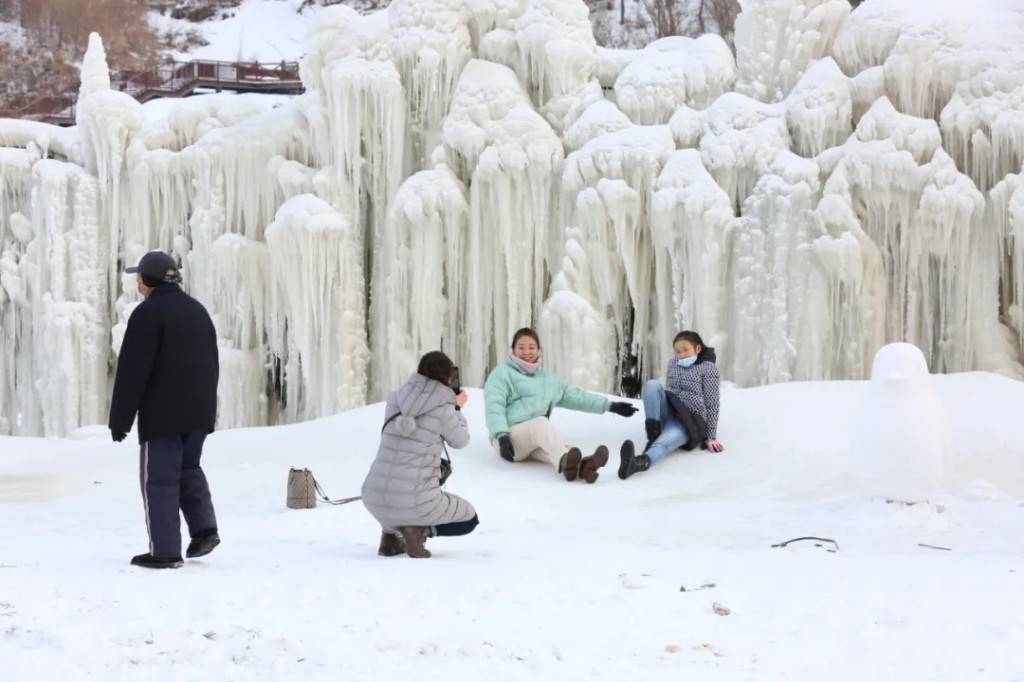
[{"xmin": 771, "ymin": 536, "xmax": 840, "ymax": 551}]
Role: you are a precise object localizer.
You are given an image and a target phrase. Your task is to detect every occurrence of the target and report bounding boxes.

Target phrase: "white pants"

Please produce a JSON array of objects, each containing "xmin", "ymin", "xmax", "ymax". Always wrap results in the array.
[{"xmin": 495, "ymin": 417, "xmax": 568, "ymax": 469}]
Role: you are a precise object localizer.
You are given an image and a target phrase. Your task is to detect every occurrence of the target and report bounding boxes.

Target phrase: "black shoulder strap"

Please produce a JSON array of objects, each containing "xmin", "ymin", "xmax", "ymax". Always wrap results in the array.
[{"xmin": 381, "ymin": 411, "xmax": 401, "ymax": 433}]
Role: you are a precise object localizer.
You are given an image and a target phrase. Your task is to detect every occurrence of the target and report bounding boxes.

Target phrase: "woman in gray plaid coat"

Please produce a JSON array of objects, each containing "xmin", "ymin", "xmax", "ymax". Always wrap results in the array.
[
  {"xmin": 361, "ymin": 351, "xmax": 477, "ymax": 558},
  {"xmin": 619, "ymin": 330, "xmax": 724, "ymax": 479}
]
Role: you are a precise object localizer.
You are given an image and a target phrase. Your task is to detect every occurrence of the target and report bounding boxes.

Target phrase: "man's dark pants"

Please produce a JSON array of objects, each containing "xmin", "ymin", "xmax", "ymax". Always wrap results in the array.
[{"xmin": 139, "ymin": 431, "xmax": 217, "ymax": 558}]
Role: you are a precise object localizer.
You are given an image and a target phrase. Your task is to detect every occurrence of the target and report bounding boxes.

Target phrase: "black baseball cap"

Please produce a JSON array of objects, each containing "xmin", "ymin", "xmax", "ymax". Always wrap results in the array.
[{"xmin": 125, "ymin": 250, "xmax": 182, "ymax": 283}]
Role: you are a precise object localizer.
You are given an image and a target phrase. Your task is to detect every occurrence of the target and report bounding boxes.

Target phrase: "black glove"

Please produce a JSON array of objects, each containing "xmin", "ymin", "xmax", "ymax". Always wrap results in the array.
[
  {"xmin": 608, "ymin": 401, "xmax": 638, "ymax": 417},
  {"xmin": 111, "ymin": 430, "xmax": 127, "ymax": 443},
  {"xmin": 497, "ymin": 434, "xmax": 515, "ymax": 462}
]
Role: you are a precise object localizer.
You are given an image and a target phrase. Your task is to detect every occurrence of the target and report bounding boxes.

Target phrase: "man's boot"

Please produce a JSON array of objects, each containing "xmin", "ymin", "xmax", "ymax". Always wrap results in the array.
[
  {"xmin": 186, "ymin": 529, "xmax": 220, "ymax": 559},
  {"xmin": 130, "ymin": 553, "xmax": 184, "ymax": 569}
]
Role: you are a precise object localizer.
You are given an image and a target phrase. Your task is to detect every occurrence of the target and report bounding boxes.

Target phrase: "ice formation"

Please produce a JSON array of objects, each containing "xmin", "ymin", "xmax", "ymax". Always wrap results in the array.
[
  {"xmin": 735, "ymin": 0, "xmax": 850, "ymax": 103},
  {"xmin": 833, "ymin": 0, "xmax": 1024, "ymax": 192},
  {"xmin": 435, "ymin": 59, "xmax": 564, "ymax": 386},
  {"xmin": 265, "ymin": 196, "xmax": 369, "ymax": 422},
  {"xmin": 370, "ymin": 164, "xmax": 469, "ymax": 398},
  {"xmin": 2, "ymin": 0, "xmax": 1024, "ymax": 437},
  {"xmin": 614, "ymin": 35, "xmax": 736, "ymax": 125}
]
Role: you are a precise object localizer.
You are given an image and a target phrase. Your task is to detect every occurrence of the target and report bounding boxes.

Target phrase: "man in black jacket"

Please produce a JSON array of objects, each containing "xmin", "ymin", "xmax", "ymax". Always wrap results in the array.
[{"xmin": 109, "ymin": 251, "xmax": 220, "ymax": 569}]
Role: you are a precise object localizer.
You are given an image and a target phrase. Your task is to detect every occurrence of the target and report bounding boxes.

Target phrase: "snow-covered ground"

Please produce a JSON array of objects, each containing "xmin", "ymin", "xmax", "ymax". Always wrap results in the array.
[{"xmin": 2, "ymin": 377, "xmax": 1023, "ymax": 680}]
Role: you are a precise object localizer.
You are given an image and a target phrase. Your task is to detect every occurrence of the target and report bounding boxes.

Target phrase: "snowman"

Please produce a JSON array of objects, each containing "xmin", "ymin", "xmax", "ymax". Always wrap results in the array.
[{"xmin": 850, "ymin": 343, "xmax": 951, "ymax": 502}]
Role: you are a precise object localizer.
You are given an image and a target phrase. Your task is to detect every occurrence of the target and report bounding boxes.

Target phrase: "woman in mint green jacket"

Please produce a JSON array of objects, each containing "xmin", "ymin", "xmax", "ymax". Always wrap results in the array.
[{"xmin": 484, "ymin": 327, "xmax": 637, "ymax": 484}]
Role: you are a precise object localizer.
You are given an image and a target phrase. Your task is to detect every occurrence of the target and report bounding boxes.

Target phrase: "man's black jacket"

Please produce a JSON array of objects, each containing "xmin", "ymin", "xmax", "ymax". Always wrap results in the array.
[{"xmin": 109, "ymin": 284, "xmax": 219, "ymax": 443}]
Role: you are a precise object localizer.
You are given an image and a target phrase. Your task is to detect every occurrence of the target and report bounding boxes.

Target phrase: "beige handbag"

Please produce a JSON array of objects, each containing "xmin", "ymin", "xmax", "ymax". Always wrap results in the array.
[{"xmin": 287, "ymin": 467, "xmax": 361, "ymax": 509}]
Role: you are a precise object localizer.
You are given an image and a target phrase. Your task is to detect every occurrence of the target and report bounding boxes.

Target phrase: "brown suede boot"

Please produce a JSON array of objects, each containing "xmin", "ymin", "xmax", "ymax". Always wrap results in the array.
[
  {"xmin": 398, "ymin": 526, "xmax": 431, "ymax": 558},
  {"xmin": 579, "ymin": 445, "xmax": 609, "ymax": 484},
  {"xmin": 378, "ymin": 531, "xmax": 406, "ymax": 557},
  {"xmin": 558, "ymin": 447, "xmax": 583, "ymax": 481}
]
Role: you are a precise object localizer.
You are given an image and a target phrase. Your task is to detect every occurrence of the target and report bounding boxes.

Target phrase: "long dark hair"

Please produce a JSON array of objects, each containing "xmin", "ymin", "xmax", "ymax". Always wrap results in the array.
[
  {"xmin": 673, "ymin": 330, "xmax": 715, "ymax": 362},
  {"xmin": 511, "ymin": 327, "xmax": 541, "ymax": 349},
  {"xmin": 417, "ymin": 351, "xmax": 454, "ymax": 385}
]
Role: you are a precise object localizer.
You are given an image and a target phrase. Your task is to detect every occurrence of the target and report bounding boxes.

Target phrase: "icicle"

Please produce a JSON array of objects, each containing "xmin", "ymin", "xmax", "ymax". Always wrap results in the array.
[
  {"xmin": 464, "ymin": 0, "xmax": 527, "ymax": 50},
  {"xmin": 123, "ymin": 143, "xmax": 194, "ymax": 257},
  {"xmin": 812, "ymin": 196, "xmax": 886, "ymax": 381},
  {"xmin": 369, "ymin": 164, "xmax": 468, "ymax": 398},
  {"xmin": 940, "ymin": 85, "xmax": 1024, "ymax": 192},
  {"xmin": 478, "ymin": 0, "xmax": 599, "ymax": 132},
  {"xmin": 388, "ymin": 0, "xmax": 474, "ymax": 170},
  {"xmin": 986, "ymin": 169, "xmax": 1024, "ymax": 359},
  {"xmin": 726, "ymin": 152, "xmax": 824, "ymax": 384},
  {"xmin": 265, "ymin": 195, "xmax": 369, "ymax": 422},
  {"xmin": 11, "ymin": 160, "xmax": 107, "ymax": 436},
  {"xmin": 0, "ymin": 148, "xmax": 36, "ymax": 247},
  {"xmin": 190, "ymin": 105, "xmax": 311, "ymax": 243},
  {"xmin": 439, "ymin": 60, "xmax": 563, "ymax": 386},
  {"xmin": 554, "ymin": 124, "xmax": 674, "ymax": 389},
  {"xmin": 817, "ymin": 98, "xmax": 1001, "ymax": 374},
  {"xmin": 650, "ymin": 150, "xmax": 734, "ymax": 378},
  {"xmin": 320, "ymin": 55, "xmax": 406, "ymax": 332},
  {"xmin": 0, "ymin": 249, "xmax": 25, "ymax": 433},
  {"xmin": 539, "ymin": 223, "xmax": 620, "ymax": 392},
  {"xmin": 735, "ymin": 0, "xmax": 850, "ymax": 103},
  {"xmin": 834, "ymin": 0, "xmax": 1024, "ymax": 156}
]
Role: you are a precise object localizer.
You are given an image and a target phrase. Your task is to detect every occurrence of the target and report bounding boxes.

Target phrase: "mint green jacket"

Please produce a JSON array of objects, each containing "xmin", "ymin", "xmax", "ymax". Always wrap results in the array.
[{"xmin": 484, "ymin": 358, "xmax": 609, "ymax": 438}]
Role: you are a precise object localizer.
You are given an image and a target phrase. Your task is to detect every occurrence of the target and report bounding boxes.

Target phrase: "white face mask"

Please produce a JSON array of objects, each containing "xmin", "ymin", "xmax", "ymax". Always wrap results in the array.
[{"xmin": 676, "ymin": 356, "xmax": 697, "ymax": 368}]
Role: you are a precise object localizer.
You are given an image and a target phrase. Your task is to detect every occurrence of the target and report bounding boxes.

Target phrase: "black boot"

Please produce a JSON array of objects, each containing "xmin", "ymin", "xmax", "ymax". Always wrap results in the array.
[
  {"xmin": 130, "ymin": 553, "xmax": 183, "ymax": 569},
  {"xmin": 186, "ymin": 529, "xmax": 220, "ymax": 559},
  {"xmin": 644, "ymin": 419, "xmax": 661, "ymax": 451},
  {"xmin": 618, "ymin": 440, "xmax": 652, "ymax": 480}
]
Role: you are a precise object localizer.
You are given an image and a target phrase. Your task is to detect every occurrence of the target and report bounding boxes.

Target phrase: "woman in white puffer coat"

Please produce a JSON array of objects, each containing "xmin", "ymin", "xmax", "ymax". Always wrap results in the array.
[{"xmin": 361, "ymin": 351, "xmax": 476, "ymax": 559}]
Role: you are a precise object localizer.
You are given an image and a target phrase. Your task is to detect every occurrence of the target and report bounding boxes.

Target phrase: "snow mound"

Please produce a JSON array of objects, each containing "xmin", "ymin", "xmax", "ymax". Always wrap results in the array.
[
  {"xmin": 614, "ymin": 35, "xmax": 736, "ymax": 125},
  {"xmin": 851, "ymin": 343, "xmax": 951, "ymax": 502}
]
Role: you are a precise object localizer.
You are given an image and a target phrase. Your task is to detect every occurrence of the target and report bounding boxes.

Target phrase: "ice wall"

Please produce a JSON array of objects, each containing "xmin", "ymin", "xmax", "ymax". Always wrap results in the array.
[{"xmin": 2, "ymin": 0, "xmax": 1024, "ymax": 437}]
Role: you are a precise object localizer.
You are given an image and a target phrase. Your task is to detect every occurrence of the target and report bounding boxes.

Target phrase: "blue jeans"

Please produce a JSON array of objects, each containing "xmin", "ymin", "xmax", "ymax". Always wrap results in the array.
[{"xmin": 642, "ymin": 380, "xmax": 689, "ymax": 464}]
